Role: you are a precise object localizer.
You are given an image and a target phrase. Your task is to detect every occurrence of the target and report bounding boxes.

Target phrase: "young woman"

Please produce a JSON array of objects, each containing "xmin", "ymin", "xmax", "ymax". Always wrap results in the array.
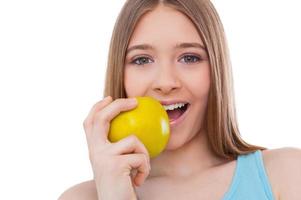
[{"xmin": 59, "ymin": 0, "xmax": 301, "ymax": 199}]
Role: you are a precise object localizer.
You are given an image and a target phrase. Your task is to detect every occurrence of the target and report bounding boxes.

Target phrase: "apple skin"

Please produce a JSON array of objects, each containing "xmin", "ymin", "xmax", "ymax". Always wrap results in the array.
[{"xmin": 108, "ymin": 96, "xmax": 170, "ymax": 158}]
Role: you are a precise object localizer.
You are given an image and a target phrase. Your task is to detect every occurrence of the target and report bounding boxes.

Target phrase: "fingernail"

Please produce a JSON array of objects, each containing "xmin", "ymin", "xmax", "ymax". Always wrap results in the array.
[
  {"xmin": 129, "ymin": 98, "xmax": 137, "ymax": 104},
  {"xmin": 103, "ymin": 96, "xmax": 111, "ymax": 101}
]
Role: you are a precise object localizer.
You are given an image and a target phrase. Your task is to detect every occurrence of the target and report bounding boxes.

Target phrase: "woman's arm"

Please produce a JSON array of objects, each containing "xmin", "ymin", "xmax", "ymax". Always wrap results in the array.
[{"xmin": 58, "ymin": 180, "xmax": 98, "ymax": 200}]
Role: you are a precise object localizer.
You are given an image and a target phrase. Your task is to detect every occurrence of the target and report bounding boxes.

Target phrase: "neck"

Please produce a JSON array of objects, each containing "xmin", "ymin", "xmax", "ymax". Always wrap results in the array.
[{"xmin": 149, "ymin": 129, "xmax": 225, "ymax": 179}]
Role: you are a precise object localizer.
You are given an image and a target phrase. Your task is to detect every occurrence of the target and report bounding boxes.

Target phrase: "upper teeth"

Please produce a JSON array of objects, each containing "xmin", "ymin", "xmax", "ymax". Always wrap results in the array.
[{"xmin": 163, "ymin": 103, "xmax": 186, "ymax": 111}]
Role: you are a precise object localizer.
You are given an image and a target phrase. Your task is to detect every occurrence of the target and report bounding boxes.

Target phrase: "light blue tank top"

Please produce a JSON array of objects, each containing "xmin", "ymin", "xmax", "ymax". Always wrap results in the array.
[{"xmin": 222, "ymin": 150, "xmax": 276, "ymax": 200}]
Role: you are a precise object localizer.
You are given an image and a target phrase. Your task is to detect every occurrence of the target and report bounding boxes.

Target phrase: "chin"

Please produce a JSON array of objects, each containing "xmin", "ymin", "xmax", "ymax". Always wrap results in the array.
[
  {"xmin": 164, "ymin": 128, "xmax": 202, "ymax": 152},
  {"xmin": 165, "ymin": 141, "xmax": 182, "ymax": 151},
  {"xmin": 164, "ymin": 133, "xmax": 189, "ymax": 151}
]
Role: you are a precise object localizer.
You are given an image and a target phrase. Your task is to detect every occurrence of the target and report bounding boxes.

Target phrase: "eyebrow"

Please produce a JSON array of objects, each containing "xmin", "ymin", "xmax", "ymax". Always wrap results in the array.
[{"xmin": 126, "ymin": 42, "xmax": 206, "ymax": 54}]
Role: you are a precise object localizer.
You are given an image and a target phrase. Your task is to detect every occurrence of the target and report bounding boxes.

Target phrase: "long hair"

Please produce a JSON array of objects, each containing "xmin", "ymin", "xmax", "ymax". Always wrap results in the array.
[{"xmin": 103, "ymin": 0, "xmax": 267, "ymax": 160}]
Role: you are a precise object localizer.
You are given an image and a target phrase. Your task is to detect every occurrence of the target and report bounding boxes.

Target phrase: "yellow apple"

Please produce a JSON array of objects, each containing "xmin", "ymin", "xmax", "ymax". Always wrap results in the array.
[{"xmin": 108, "ymin": 96, "xmax": 170, "ymax": 158}]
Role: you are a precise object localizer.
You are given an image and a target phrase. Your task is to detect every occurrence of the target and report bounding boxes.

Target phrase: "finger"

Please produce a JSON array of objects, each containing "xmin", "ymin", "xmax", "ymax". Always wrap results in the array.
[
  {"xmin": 83, "ymin": 96, "xmax": 113, "ymax": 129},
  {"xmin": 83, "ymin": 96, "xmax": 113, "ymax": 150},
  {"xmin": 109, "ymin": 135, "xmax": 150, "ymax": 165},
  {"xmin": 90, "ymin": 98, "xmax": 138, "ymax": 145},
  {"xmin": 120, "ymin": 153, "xmax": 150, "ymax": 187}
]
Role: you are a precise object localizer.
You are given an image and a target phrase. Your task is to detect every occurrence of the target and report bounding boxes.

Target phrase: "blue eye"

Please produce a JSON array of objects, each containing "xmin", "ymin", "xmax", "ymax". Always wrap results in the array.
[
  {"xmin": 179, "ymin": 55, "xmax": 201, "ymax": 64},
  {"xmin": 130, "ymin": 56, "xmax": 153, "ymax": 65},
  {"xmin": 130, "ymin": 54, "xmax": 201, "ymax": 66}
]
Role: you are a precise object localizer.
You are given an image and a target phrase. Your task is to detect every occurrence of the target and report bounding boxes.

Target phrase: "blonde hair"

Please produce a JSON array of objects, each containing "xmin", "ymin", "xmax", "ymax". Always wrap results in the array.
[{"xmin": 104, "ymin": 0, "xmax": 266, "ymax": 159}]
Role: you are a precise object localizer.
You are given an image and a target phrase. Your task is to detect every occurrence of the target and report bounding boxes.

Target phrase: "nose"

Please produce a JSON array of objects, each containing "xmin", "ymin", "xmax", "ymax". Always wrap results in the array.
[{"xmin": 152, "ymin": 63, "xmax": 181, "ymax": 95}]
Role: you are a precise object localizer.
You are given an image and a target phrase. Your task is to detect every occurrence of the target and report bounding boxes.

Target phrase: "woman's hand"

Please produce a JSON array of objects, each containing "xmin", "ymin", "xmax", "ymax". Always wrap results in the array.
[{"xmin": 83, "ymin": 96, "xmax": 151, "ymax": 200}]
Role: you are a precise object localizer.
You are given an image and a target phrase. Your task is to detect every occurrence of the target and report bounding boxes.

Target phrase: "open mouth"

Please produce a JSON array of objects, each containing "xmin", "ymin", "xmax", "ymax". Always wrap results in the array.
[{"xmin": 166, "ymin": 103, "xmax": 190, "ymax": 122}]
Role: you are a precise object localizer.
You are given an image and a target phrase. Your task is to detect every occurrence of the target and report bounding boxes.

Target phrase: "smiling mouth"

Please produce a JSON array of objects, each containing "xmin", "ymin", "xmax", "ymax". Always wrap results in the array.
[{"xmin": 166, "ymin": 103, "xmax": 190, "ymax": 122}]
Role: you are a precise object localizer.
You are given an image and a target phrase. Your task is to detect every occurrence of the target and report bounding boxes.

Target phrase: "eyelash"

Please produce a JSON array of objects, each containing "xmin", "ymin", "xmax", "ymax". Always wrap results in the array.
[{"xmin": 130, "ymin": 54, "xmax": 202, "ymax": 66}]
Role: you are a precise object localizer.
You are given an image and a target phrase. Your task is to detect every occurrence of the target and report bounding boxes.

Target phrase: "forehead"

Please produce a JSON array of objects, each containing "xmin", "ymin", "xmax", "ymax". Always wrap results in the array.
[{"xmin": 128, "ymin": 5, "xmax": 204, "ymax": 47}]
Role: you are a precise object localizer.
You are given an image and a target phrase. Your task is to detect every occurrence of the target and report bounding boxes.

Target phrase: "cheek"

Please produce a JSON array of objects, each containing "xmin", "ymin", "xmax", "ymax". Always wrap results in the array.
[
  {"xmin": 186, "ymin": 66, "xmax": 211, "ymax": 98},
  {"xmin": 124, "ymin": 68, "xmax": 151, "ymax": 97}
]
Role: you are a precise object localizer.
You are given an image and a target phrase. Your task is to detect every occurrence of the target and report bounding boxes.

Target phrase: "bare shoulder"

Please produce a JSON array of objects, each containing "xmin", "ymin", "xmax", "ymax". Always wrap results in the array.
[
  {"xmin": 58, "ymin": 180, "xmax": 98, "ymax": 200},
  {"xmin": 261, "ymin": 147, "xmax": 301, "ymax": 200},
  {"xmin": 261, "ymin": 147, "xmax": 301, "ymax": 173}
]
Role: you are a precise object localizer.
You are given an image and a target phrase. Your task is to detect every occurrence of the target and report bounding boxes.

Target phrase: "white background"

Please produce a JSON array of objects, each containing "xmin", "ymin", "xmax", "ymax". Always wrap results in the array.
[{"xmin": 0, "ymin": 0, "xmax": 300, "ymax": 199}]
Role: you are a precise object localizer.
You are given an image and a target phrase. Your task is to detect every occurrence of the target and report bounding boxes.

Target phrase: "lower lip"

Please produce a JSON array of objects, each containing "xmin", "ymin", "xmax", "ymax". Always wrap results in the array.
[{"xmin": 169, "ymin": 104, "xmax": 190, "ymax": 128}]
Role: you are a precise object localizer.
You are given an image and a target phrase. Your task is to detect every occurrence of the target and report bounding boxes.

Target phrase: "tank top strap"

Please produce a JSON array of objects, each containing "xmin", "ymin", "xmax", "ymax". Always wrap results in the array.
[
  {"xmin": 253, "ymin": 150, "xmax": 275, "ymax": 199},
  {"xmin": 222, "ymin": 150, "xmax": 275, "ymax": 200}
]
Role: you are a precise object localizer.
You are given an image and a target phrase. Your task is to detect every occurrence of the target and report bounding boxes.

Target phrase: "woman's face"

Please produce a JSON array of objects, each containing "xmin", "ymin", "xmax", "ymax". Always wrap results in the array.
[{"xmin": 124, "ymin": 5, "xmax": 211, "ymax": 150}]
